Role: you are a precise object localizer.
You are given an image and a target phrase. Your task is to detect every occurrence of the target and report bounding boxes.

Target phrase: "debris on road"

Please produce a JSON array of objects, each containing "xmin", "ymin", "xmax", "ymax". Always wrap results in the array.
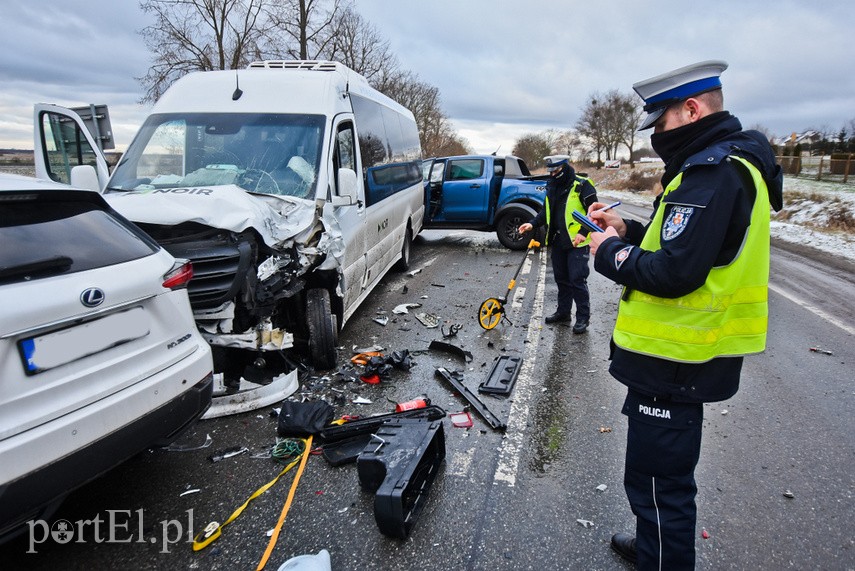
[
  {"xmin": 809, "ymin": 346, "xmax": 833, "ymax": 355},
  {"xmin": 208, "ymin": 446, "xmax": 249, "ymax": 463},
  {"xmin": 428, "ymin": 340, "xmax": 473, "ymax": 363},
  {"xmin": 415, "ymin": 312, "xmax": 440, "ymax": 328},
  {"xmin": 783, "ymin": 490, "xmax": 795, "ymax": 499},
  {"xmin": 599, "ymin": 426, "xmax": 613, "ymax": 433},
  {"xmin": 165, "ymin": 433, "xmax": 213, "ymax": 452},
  {"xmin": 595, "ymin": 484, "xmax": 608, "ymax": 492},
  {"xmin": 576, "ymin": 519, "xmax": 594, "ymax": 528}
]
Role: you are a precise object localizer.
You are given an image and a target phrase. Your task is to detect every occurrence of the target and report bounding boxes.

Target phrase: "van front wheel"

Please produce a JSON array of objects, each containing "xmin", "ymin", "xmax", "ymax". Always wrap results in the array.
[{"xmin": 306, "ymin": 288, "xmax": 338, "ymax": 370}]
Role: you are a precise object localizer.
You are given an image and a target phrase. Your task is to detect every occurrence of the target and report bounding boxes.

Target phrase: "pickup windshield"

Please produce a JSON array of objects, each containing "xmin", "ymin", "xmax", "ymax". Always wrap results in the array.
[{"xmin": 108, "ymin": 113, "xmax": 325, "ymax": 199}]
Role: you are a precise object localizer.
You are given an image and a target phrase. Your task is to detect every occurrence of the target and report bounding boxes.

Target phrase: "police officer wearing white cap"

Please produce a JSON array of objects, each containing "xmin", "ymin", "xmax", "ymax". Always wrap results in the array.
[{"xmin": 586, "ymin": 61, "xmax": 783, "ymax": 569}]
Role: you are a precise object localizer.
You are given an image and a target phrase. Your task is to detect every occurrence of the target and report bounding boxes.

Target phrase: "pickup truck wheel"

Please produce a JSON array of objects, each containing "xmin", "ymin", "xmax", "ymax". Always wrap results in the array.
[
  {"xmin": 306, "ymin": 288, "xmax": 338, "ymax": 370},
  {"xmin": 496, "ymin": 209, "xmax": 529, "ymax": 250},
  {"xmin": 394, "ymin": 226, "xmax": 413, "ymax": 271}
]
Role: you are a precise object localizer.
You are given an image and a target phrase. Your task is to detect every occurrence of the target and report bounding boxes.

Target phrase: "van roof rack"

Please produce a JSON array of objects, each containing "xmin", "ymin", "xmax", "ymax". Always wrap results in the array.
[{"xmin": 248, "ymin": 60, "xmax": 340, "ymax": 72}]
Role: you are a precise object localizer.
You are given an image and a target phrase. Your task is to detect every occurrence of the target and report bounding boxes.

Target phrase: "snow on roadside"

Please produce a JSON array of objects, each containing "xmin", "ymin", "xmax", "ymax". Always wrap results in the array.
[{"xmin": 597, "ymin": 177, "xmax": 855, "ymax": 263}]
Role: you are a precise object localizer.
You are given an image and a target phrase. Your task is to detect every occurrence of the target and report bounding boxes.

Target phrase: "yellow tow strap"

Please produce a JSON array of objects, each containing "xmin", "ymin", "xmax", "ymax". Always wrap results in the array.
[
  {"xmin": 256, "ymin": 435, "xmax": 313, "ymax": 570},
  {"xmin": 191, "ymin": 437, "xmax": 311, "ymax": 553}
]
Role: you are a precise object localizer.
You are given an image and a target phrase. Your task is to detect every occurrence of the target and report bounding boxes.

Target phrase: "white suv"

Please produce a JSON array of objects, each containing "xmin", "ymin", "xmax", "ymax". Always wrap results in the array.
[{"xmin": 0, "ymin": 174, "xmax": 213, "ymax": 539}]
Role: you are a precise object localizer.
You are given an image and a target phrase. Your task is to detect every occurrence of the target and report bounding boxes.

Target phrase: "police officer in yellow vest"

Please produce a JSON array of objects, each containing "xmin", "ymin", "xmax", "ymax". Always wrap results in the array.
[
  {"xmin": 519, "ymin": 156, "xmax": 598, "ymax": 333},
  {"xmin": 587, "ymin": 61, "xmax": 783, "ymax": 569}
]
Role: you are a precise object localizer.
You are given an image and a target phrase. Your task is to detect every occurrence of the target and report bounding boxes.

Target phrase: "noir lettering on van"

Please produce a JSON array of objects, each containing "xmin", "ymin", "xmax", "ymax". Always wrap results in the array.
[
  {"xmin": 167, "ymin": 333, "xmax": 193, "ymax": 349},
  {"xmin": 377, "ymin": 219, "xmax": 389, "ymax": 232},
  {"xmin": 152, "ymin": 188, "xmax": 214, "ymax": 195}
]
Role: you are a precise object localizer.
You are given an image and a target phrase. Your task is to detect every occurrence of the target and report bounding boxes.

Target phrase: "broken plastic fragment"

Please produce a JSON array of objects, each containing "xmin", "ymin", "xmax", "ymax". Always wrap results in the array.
[
  {"xmin": 393, "ymin": 303, "xmax": 421, "ymax": 314},
  {"xmin": 352, "ymin": 397, "xmax": 372, "ymax": 404},
  {"xmin": 373, "ymin": 315, "xmax": 389, "ymax": 326},
  {"xmin": 407, "ymin": 268, "xmax": 422, "ymax": 276},
  {"xmin": 599, "ymin": 426, "xmax": 612, "ymax": 433},
  {"xmin": 702, "ymin": 528, "xmax": 710, "ymax": 539},
  {"xmin": 180, "ymin": 489, "xmax": 201, "ymax": 497},
  {"xmin": 595, "ymin": 484, "xmax": 608, "ymax": 492},
  {"xmin": 450, "ymin": 411, "xmax": 473, "ymax": 428},
  {"xmin": 576, "ymin": 519, "xmax": 594, "ymax": 528},
  {"xmin": 783, "ymin": 490, "xmax": 795, "ymax": 499},
  {"xmin": 721, "ymin": 409, "xmax": 728, "ymax": 415},
  {"xmin": 165, "ymin": 433, "xmax": 213, "ymax": 452},
  {"xmin": 415, "ymin": 312, "xmax": 440, "ymax": 328}
]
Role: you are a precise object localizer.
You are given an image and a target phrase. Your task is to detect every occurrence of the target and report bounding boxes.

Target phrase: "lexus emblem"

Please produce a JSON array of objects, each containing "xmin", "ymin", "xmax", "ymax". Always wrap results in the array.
[{"xmin": 80, "ymin": 287, "xmax": 105, "ymax": 308}]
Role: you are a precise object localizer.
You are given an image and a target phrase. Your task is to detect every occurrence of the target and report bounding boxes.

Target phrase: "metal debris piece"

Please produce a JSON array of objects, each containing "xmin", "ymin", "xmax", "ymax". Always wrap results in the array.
[
  {"xmin": 415, "ymin": 312, "xmax": 440, "ymax": 328},
  {"xmin": 783, "ymin": 490, "xmax": 795, "ymax": 499},
  {"xmin": 393, "ymin": 303, "xmax": 421, "ymax": 314},
  {"xmin": 208, "ymin": 446, "xmax": 249, "ymax": 463},
  {"xmin": 809, "ymin": 346, "xmax": 833, "ymax": 355},
  {"xmin": 595, "ymin": 484, "xmax": 608, "ymax": 492},
  {"xmin": 576, "ymin": 519, "xmax": 594, "ymax": 528},
  {"xmin": 373, "ymin": 315, "xmax": 389, "ymax": 326},
  {"xmin": 441, "ymin": 323, "xmax": 462, "ymax": 338}
]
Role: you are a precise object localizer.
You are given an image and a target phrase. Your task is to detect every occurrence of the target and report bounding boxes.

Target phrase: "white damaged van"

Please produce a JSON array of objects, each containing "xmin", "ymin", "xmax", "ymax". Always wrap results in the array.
[{"xmin": 35, "ymin": 60, "xmax": 424, "ymax": 375}]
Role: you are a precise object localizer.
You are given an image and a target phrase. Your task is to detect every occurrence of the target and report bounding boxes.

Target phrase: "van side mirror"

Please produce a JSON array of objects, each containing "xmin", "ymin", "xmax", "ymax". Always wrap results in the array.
[
  {"xmin": 70, "ymin": 165, "xmax": 101, "ymax": 192},
  {"xmin": 331, "ymin": 167, "xmax": 359, "ymax": 206}
]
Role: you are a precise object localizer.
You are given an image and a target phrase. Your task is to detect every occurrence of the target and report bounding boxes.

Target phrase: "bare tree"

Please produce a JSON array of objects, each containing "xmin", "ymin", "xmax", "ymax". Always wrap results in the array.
[
  {"xmin": 576, "ymin": 90, "xmax": 642, "ymax": 167},
  {"xmin": 264, "ymin": 0, "xmax": 345, "ymax": 60},
  {"xmin": 138, "ymin": 0, "xmax": 271, "ymax": 103},
  {"xmin": 512, "ymin": 133, "xmax": 553, "ymax": 170},
  {"xmin": 327, "ymin": 6, "xmax": 395, "ymax": 83}
]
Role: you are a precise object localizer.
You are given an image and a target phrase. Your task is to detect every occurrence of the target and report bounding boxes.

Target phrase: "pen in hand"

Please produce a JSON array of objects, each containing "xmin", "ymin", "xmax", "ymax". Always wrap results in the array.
[{"xmin": 593, "ymin": 201, "xmax": 621, "ymax": 213}]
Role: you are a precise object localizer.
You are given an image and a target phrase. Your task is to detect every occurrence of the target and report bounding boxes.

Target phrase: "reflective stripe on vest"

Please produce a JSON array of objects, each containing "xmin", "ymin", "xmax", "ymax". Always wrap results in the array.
[
  {"xmin": 612, "ymin": 156, "xmax": 770, "ymax": 363},
  {"xmin": 544, "ymin": 178, "xmax": 591, "ymax": 247}
]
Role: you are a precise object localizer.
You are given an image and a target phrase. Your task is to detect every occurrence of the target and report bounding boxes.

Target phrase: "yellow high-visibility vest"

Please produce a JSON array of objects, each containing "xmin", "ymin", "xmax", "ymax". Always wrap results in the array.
[{"xmin": 613, "ymin": 157, "xmax": 770, "ymax": 363}]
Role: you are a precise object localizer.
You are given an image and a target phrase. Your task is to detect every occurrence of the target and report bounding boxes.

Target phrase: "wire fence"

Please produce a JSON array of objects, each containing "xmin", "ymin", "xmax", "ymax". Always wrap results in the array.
[{"xmin": 777, "ymin": 155, "xmax": 855, "ymax": 184}]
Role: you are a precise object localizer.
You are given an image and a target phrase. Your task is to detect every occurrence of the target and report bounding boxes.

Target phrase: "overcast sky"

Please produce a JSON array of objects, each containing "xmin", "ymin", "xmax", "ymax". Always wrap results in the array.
[{"xmin": 1, "ymin": 0, "xmax": 853, "ymax": 154}]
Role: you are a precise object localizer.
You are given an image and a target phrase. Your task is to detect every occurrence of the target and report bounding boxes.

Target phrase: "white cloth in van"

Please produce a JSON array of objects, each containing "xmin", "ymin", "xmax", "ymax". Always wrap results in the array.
[{"xmin": 287, "ymin": 156, "xmax": 316, "ymax": 185}]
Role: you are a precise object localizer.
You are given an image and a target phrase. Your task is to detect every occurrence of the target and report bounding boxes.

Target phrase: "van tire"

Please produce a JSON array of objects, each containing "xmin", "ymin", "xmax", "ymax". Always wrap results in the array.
[
  {"xmin": 496, "ymin": 208, "xmax": 529, "ymax": 250},
  {"xmin": 394, "ymin": 226, "xmax": 413, "ymax": 271},
  {"xmin": 306, "ymin": 288, "xmax": 338, "ymax": 370}
]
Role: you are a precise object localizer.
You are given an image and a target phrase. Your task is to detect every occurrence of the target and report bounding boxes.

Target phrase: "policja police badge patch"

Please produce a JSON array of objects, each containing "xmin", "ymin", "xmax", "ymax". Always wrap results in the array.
[{"xmin": 662, "ymin": 206, "xmax": 694, "ymax": 240}]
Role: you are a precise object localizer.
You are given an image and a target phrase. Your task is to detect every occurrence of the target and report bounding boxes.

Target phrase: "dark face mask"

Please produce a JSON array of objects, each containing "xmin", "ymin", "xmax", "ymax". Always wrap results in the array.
[{"xmin": 650, "ymin": 120, "xmax": 699, "ymax": 164}]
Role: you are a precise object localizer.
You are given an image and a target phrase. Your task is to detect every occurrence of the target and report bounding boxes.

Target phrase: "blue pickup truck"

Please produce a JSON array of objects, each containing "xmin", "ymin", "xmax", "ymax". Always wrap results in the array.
[{"xmin": 421, "ymin": 155, "xmax": 548, "ymax": 249}]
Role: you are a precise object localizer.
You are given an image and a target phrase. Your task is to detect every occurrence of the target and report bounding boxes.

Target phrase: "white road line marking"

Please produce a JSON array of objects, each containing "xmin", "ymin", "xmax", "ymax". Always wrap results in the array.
[
  {"xmin": 511, "ymin": 287, "xmax": 526, "ymax": 308},
  {"xmin": 768, "ymin": 282, "xmax": 855, "ymax": 335},
  {"xmin": 494, "ymin": 247, "xmax": 547, "ymax": 487}
]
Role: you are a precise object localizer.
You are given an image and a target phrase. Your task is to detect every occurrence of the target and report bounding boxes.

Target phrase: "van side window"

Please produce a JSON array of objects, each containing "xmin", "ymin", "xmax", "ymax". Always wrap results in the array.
[
  {"xmin": 351, "ymin": 94, "xmax": 422, "ymax": 207},
  {"xmin": 336, "ymin": 122, "xmax": 356, "ymax": 171}
]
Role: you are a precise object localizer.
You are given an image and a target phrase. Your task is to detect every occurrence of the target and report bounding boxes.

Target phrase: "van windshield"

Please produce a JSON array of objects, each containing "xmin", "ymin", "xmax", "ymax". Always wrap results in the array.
[{"xmin": 108, "ymin": 113, "xmax": 325, "ymax": 200}]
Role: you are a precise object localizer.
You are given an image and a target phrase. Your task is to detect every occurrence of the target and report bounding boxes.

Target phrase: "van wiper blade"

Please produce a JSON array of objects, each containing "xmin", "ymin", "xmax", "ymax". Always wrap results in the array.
[{"xmin": 0, "ymin": 255, "xmax": 73, "ymax": 279}]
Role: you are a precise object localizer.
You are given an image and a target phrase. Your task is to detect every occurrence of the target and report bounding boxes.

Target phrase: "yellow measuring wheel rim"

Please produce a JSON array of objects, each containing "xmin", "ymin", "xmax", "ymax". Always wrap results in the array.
[{"xmin": 478, "ymin": 298, "xmax": 503, "ymax": 330}]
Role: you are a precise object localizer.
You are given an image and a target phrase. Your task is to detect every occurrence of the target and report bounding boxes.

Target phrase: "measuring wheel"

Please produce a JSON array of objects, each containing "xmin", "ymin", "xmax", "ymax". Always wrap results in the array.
[{"xmin": 478, "ymin": 298, "xmax": 504, "ymax": 330}]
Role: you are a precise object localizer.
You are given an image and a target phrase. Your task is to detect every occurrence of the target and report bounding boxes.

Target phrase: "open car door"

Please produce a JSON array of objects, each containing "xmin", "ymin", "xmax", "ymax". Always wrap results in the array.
[{"xmin": 33, "ymin": 104, "xmax": 110, "ymax": 192}]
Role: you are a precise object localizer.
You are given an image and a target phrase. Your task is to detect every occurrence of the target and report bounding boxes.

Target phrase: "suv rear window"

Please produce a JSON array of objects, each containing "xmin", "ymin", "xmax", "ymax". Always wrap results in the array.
[{"xmin": 0, "ymin": 197, "xmax": 158, "ymax": 284}]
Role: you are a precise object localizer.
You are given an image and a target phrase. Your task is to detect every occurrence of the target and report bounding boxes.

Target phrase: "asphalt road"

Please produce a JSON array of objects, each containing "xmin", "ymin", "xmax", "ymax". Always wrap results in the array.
[{"xmin": 3, "ymin": 218, "xmax": 853, "ymax": 570}]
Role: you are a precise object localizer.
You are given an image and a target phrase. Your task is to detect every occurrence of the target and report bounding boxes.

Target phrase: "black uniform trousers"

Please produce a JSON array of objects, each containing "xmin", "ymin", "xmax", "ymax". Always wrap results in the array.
[
  {"xmin": 622, "ymin": 389, "xmax": 704, "ymax": 570},
  {"xmin": 550, "ymin": 244, "xmax": 590, "ymax": 321}
]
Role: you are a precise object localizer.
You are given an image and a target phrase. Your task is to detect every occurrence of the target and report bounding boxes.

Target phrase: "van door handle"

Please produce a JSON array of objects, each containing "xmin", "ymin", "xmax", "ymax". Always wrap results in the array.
[{"xmin": 469, "ymin": 184, "xmax": 481, "ymax": 188}]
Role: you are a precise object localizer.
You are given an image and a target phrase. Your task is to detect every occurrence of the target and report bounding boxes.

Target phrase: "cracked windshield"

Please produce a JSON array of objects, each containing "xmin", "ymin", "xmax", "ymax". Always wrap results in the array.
[{"xmin": 109, "ymin": 113, "xmax": 324, "ymax": 199}]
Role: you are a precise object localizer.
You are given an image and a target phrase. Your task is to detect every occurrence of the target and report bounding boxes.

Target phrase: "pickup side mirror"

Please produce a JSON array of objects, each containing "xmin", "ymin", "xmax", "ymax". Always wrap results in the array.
[
  {"xmin": 330, "ymin": 167, "xmax": 359, "ymax": 207},
  {"xmin": 70, "ymin": 165, "xmax": 101, "ymax": 192}
]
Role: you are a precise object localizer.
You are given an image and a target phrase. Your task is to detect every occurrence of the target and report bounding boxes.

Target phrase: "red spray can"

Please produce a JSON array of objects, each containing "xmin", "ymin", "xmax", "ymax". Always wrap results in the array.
[{"xmin": 395, "ymin": 397, "xmax": 430, "ymax": 412}]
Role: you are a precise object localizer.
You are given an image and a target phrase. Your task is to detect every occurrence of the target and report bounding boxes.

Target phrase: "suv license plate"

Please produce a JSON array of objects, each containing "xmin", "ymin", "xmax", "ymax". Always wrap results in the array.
[{"xmin": 19, "ymin": 307, "xmax": 150, "ymax": 375}]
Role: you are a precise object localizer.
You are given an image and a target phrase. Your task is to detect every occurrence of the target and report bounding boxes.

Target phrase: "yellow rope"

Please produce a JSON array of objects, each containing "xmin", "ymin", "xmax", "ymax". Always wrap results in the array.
[{"xmin": 256, "ymin": 434, "xmax": 313, "ymax": 570}]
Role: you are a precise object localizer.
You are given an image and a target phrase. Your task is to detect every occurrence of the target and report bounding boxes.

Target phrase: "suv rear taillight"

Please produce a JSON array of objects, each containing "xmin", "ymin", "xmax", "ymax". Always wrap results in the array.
[{"xmin": 162, "ymin": 260, "xmax": 194, "ymax": 290}]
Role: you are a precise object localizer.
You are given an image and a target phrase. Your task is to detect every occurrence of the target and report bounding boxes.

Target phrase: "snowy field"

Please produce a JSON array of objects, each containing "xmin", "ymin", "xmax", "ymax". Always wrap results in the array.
[{"xmin": 598, "ymin": 174, "xmax": 855, "ymax": 263}]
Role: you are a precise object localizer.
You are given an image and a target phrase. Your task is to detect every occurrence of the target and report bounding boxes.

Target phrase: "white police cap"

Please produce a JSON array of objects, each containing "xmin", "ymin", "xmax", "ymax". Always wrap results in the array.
[
  {"xmin": 544, "ymin": 155, "xmax": 570, "ymax": 169},
  {"xmin": 633, "ymin": 60, "xmax": 728, "ymax": 130}
]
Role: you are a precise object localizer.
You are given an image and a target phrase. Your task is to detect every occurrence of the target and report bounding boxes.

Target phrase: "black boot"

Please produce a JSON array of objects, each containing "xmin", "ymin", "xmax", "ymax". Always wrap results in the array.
[
  {"xmin": 545, "ymin": 312, "xmax": 571, "ymax": 324},
  {"xmin": 572, "ymin": 319, "xmax": 589, "ymax": 334},
  {"xmin": 610, "ymin": 532, "xmax": 637, "ymax": 564}
]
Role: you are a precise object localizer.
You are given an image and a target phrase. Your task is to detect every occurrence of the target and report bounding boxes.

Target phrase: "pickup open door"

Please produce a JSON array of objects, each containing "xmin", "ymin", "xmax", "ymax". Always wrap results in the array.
[{"xmin": 33, "ymin": 104, "xmax": 110, "ymax": 191}]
